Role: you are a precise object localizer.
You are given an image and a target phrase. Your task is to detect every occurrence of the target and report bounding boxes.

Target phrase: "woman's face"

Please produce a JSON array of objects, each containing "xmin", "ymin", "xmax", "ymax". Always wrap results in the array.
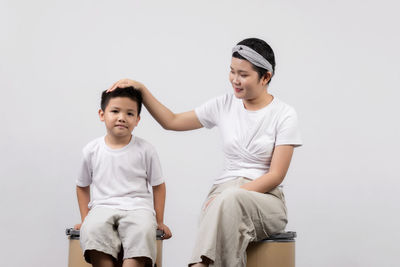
[{"xmin": 229, "ymin": 57, "xmax": 268, "ymax": 100}]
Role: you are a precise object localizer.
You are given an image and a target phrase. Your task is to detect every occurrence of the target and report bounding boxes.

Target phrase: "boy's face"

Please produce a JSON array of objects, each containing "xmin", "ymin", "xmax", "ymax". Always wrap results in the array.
[{"xmin": 99, "ymin": 97, "xmax": 140, "ymax": 139}]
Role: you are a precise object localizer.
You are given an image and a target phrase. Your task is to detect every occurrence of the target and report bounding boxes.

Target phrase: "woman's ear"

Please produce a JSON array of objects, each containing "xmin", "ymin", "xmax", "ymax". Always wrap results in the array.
[{"xmin": 262, "ymin": 72, "xmax": 272, "ymax": 86}]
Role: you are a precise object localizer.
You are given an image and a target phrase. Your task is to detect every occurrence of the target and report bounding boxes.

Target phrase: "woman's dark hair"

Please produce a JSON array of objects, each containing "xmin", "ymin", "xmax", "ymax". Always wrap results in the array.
[
  {"xmin": 100, "ymin": 86, "xmax": 143, "ymax": 115},
  {"xmin": 232, "ymin": 38, "xmax": 276, "ymax": 84}
]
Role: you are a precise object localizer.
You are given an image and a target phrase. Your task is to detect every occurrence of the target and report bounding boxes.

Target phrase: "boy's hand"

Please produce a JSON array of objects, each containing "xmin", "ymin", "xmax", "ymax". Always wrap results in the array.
[
  {"xmin": 157, "ymin": 223, "xmax": 172, "ymax": 240},
  {"xmin": 74, "ymin": 223, "xmax": 82, "ymax": 230},
  {"xmin": 108, "ymin": 79, "xmax": 145, "ymax": 93}
]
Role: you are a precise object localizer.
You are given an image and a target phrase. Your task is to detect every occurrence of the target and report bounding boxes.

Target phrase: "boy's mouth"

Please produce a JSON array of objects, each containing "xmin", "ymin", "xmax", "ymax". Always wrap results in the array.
[{"xmin": 115, "ymin": 124, "xmax": 128, "ymax": 129}]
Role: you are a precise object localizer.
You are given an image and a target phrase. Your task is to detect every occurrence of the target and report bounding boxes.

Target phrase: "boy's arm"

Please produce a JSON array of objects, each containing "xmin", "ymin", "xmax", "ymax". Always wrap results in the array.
[
  {"xmin": 152, "ymin": 182, "xmax": 172, "ymax": 239},
  {"xmin": 75, "ymin": 185, "xmax": 90, "ymax": 230}
]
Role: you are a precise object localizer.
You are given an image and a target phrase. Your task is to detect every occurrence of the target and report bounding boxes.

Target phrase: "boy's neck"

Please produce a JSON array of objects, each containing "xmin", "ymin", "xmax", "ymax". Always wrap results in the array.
[{"xmin": 104, "ymin": 134, "xmax": 132, "ymax": 149}]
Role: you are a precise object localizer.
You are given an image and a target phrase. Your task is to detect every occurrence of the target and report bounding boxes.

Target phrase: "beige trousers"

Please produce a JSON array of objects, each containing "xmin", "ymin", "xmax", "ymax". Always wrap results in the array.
[{"xmin": 189, "ymin": 177, "xmax": 287, "ymax": 267}]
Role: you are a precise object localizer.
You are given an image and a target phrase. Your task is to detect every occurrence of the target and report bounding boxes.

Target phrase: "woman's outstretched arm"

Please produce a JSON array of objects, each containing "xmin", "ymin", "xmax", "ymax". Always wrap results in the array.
[{"xmin": 109, "ymin": 79, "xmax": 203, "ymax": 131}]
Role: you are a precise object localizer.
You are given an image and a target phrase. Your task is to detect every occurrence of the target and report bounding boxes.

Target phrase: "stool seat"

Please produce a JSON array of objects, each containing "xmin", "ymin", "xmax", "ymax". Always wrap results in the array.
[
  {"xmin": 263, "ymin": 231, "xmax": 296, "ymax": 241},
  {"xmin": 246, "ymin": 231, "xmax": 296, "ymax": 267}
]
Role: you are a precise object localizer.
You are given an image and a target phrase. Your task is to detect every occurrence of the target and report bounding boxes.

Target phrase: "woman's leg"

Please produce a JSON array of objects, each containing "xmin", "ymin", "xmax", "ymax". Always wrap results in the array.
[
  {"xmin": 189, "ymin": 256, "xmax": 213, "ymax": 267},
  {"xmin": 190, "ymin": 179, "xmax": 287, "ymax": 267}
]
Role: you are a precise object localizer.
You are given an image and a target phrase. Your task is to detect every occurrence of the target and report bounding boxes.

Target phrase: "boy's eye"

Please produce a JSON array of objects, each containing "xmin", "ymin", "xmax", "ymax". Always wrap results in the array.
[
  {"xmin": 111, "ymin": 110, "xmax": 118, "ymax": 113},
  {"xmin": 128, "ymin": 113, "xmax": 134, "ymax": 116}
]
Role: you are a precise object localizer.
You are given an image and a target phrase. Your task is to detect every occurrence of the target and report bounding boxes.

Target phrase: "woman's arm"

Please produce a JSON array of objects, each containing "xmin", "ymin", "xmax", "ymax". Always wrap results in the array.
[
  {"xmin": 109, "ymin": 79, "xmax": 203, "ymax": 131},
  {"xmin": 75, "ymin": 185, "xmax": 90, "ymax": 229},
  {"xmin": 240, "ymin": 145, "xmax": 294, "ymax": 193},
  {"xmin": 153, "ymin": 182, "xmax": 172, "ymax": 239}
]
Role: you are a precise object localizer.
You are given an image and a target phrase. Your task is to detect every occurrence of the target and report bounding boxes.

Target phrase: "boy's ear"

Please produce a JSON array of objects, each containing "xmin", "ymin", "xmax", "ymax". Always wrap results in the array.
[{"xmin": 98, "ymin": 109, "xmax": 105, "ymax": 121}]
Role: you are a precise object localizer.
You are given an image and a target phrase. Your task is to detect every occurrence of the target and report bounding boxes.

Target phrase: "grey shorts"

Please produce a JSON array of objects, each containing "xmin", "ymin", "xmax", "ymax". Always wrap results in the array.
[{"xmin": 80, "ymin": 206, "xmax": 157, "ymax": 264}]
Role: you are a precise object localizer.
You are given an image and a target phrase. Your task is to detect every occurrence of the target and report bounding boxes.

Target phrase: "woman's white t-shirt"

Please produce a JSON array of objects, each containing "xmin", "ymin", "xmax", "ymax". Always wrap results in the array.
[{"xmin": 195, "ymin": 93, "xmax": 302, "ymax": 184}]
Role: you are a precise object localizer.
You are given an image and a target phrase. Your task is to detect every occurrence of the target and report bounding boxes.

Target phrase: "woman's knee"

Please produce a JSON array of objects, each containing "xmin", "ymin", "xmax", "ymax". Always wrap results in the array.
[
  {"xmin": 210, "ymin": 188, "xmax": 250, "ymax": 215},
  {"xmin": 219, "ymin": 188, "xmax": 249, "ymax": 204}
]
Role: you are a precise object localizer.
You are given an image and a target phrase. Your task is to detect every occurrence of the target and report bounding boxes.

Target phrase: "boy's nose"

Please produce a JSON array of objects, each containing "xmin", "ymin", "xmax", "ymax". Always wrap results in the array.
[{"xmin": 118, "ymin": 115, "xmax": 126, "ymax": 122}]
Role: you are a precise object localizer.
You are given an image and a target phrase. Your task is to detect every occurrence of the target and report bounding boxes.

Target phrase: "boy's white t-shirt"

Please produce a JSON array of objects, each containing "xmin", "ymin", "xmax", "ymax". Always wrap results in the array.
[
  {"xmin": 76, "ymin": 135, "xmax": 164, "ymax": 213},
  {"xmin": 195, "ymin": 93, "xmax": 302, "ymax": 184}
]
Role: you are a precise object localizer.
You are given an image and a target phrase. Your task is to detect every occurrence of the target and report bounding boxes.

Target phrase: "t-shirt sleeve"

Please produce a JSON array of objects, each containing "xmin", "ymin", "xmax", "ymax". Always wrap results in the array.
[
  {"xmin": 76, "ymin": 148, "xmax": 92, "ymax": 187},
  {"xmin": 194, "ymin": 95, "xmax": 226, "ymax": 129},
  {"xmin": 275, "ymin": 107, "xmax": 303, "ymax": 147},
  {"xmin": 146, "ymin": 146, "xmax": 164, "ymax": 186}
]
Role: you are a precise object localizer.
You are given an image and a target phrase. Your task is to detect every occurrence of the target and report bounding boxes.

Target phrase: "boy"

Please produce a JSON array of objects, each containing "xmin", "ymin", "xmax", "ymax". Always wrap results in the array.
[{"xmin": 75, "ymin": 87, "xmax": 172, "ymax": 267}]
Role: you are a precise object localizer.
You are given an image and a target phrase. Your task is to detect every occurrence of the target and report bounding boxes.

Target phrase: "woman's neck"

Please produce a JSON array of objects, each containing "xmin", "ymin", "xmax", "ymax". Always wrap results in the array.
[{"xmin": 243, "ymin": 91, "xmax": 273, "ymax": 111}]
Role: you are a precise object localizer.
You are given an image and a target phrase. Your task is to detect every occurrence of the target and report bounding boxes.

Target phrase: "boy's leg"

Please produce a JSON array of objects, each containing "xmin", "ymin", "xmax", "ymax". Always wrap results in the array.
[
  {"xmin": 89, "ymin": 250, "xmax": 115, "ymax": 267},
  {"xmin": 122, "ymin": 257, "xmax": 146, "ymax": 267},
  {"xmin": 118, "ymin": 209, "xmax": 158, "ymax": 266},
  {"xmin": 80, "ymin": 207, "xmax": 122, "ymax": 263}
]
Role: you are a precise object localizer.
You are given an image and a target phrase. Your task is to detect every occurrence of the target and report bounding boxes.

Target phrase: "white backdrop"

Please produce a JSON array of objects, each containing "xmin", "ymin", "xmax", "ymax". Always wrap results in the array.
[{"xmin": 1, "ymin": 0, "xmax": 399, "ymax": 266}]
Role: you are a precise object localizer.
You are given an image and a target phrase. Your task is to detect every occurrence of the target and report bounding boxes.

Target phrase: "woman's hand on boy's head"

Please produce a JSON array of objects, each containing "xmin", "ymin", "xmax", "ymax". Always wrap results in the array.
[
  {"xmin": 157, "ymin": 222, "xmax": 172, "ymax": 240},
  {"xmin": 108, "ymin": 79, "xmax": 145, "ymax": 93}
]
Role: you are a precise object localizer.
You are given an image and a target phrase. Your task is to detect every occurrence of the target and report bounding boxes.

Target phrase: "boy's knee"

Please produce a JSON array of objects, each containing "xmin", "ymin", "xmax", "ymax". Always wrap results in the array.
[
  {"xmin": 137, "ymin": 221, "xmax": 157, "ymax": 237},
  {"xmin": 120, "ymin": 219, "xmax": 156, "ymax": 242},
  {"xmin": 82, "ymin": 221, "xmax": 110, "ymax": 240}
]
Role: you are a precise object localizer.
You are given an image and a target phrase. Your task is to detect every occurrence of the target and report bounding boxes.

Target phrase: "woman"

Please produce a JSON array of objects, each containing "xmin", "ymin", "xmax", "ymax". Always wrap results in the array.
[{"xmin": 109, "ymin": 38, "xmax": 302, "ymax": 267}]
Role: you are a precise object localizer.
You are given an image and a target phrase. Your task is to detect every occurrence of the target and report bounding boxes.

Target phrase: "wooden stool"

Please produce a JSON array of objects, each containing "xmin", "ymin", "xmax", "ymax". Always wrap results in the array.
[
  {"xmin": 66, "ymin": 228, "xmax": 164, "ymax": 267},
  {"xmin": 246, "ymin": 231, "xmax": 296, "ymax": 267}
]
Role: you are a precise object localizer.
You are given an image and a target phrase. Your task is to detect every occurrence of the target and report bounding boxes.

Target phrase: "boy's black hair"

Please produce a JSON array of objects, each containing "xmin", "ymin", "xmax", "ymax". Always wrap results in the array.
[
  {"xmin": 232, "ymin": 38, "xmax": 276, "ymax": 84},
  {"xmin": 101, "ymin": 86, "xmax": 143, "ymax": 115}
]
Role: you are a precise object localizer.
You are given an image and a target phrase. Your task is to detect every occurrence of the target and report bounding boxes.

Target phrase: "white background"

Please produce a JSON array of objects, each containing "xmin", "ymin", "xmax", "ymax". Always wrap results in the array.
[{"xmin": 1, "ymin": 0, "xmax": 399, "ymax": 266}]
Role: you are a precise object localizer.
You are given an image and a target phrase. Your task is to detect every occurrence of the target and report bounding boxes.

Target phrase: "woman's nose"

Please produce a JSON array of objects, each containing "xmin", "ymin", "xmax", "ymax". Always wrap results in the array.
[{"xmin": 232, "ymin": 75, "xmax": 240, "ymax": 85}]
